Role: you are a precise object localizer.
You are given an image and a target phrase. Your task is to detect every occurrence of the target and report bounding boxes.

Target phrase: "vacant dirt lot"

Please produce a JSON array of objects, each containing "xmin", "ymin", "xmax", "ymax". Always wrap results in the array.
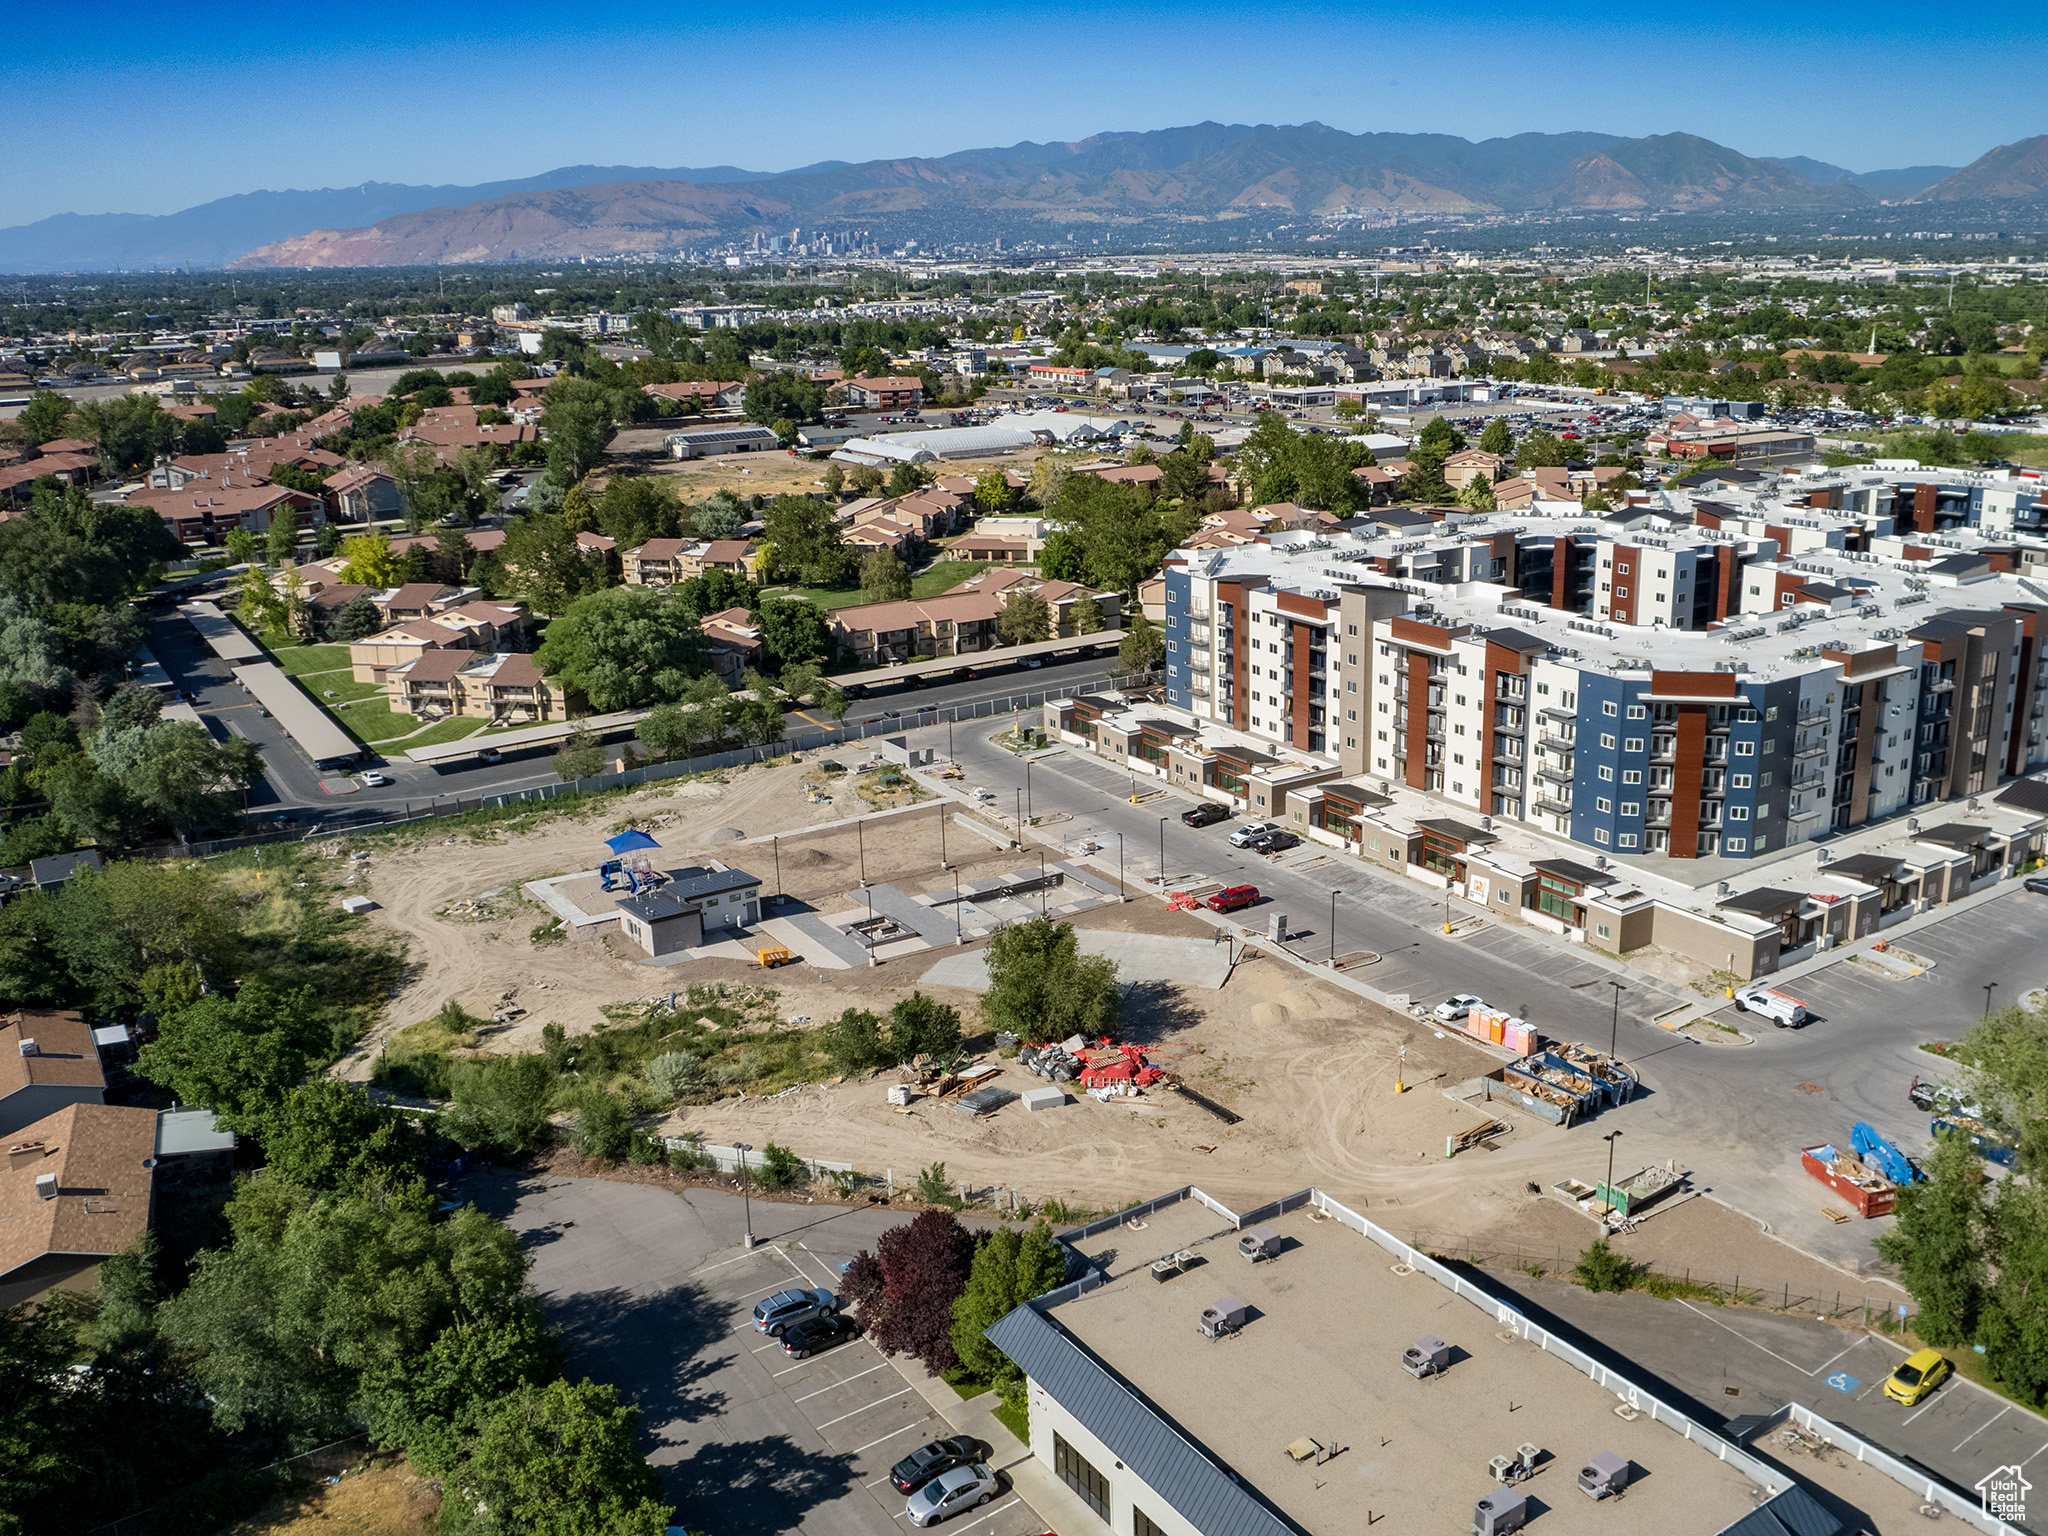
[{"xmin": 228, "ymin": 1461, "xmax": 436, "ymax": 1536}]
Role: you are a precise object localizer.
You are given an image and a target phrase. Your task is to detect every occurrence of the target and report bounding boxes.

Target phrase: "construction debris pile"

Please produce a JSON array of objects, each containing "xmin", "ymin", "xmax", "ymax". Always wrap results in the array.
[{"xmin": 1022, "ymin": 1036, "xmax": 1168, "ymax": 1100}]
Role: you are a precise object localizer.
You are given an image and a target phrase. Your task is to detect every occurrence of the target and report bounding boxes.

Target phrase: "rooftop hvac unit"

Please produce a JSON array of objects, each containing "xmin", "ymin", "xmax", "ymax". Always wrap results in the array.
[
  {"xmin": 1403, "ymin": 1335, "xmax": 1450, "ymax": 1378},
  {"xmin": 17, "ymin": 1038, "xmax": 37, "ymax": 1056},
  {"xmin": 1578, "ymin": 1451, "xmax": 1629, "ymax": 1499},
  {"xmin": 1516, "ymin": 1443, "xmax": 1540, "ymax": 1474},
  {"xmin": 1198, "ymin": 1296, "xmax": 1248, "ymax": 1339},
  {"xmin": 1238, "ymin": 1225, "xmax": 1282, "ymax": 1263},
  {"xmin": 35, "ymin": 1173, "xmax": 56, "ymax": 1201},
  {"xmin": 1472, "ymin": 1487, "xmax": 1527, "ymax": 1536},
  {"xmin": 1489, "ymin": 1454, "xmax": 1518, "ymax": 1482}
]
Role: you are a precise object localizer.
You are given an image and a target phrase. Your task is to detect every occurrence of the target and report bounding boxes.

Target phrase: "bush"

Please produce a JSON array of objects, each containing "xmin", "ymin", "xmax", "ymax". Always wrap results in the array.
[
  {"xmin": 824, "ymin": 1007, "xmax": 887, "ymax": 1074},
  {"xmin": 627, "ymin": 1130, "xmax": 663, "ymax": 1165},
  {"xmin": 891, "ymin": 993, "xmax": 961, "ymax": 1061},
  {"xmin": 646, "ymin": 1051, "xmax": 704, "ymax": 1102},
  {"xmin": 442, "ymin": 1053, "xmax": 558, "ymax": 1158},
  {"xmin": 1573, "ymin": 1238, "xmax": 1637, "ymax": 1293},
  {"xmin": 757, "ymin": 1141, "xmax": 806, "ymax": 1190},
  {"xmin": 667, "ymin": 1136, "xmax": 712, "ymax": 1173},
  {"xmin": 574, "ymin": 1093, "xmax": 635, "ymax": 1163},
  {"xmin": 915, "ymin": 1161, "xmax": 953, "ymax": 1205}
]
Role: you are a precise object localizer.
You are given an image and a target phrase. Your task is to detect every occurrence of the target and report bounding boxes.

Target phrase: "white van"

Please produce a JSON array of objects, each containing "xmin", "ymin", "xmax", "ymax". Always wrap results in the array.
[{"xmin": 1733, "ymin": 986, "xmax": 1809, "ymax": 1028}]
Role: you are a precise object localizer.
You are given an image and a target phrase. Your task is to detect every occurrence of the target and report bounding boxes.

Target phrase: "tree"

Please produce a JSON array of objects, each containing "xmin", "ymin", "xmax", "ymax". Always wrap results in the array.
[
  {"xmin": 860, "ymin": 548, "xmax": 912, "ymax": 603},
  {"xmin": 554, "ymin": 726, "xmax": 604, "ymax": 783},
  {"xmin": 1038, "ymin": 530, "xmax": 1085, "ymax": 582},
  {"xmin": 885, "ymin": 462, "xmax": 932, "ymax": 499},
  {"xmin": 744, "ymin": 373, "xmax": 826, "ymax": 428},
  {"xmin": 501, "ymin": 514, "xmax": 611, "ymax": 617},
  {"xmin": 137, "ymin": 980, "xmax": 331, "ymax": 1128},
  {"xmin": 843, "ymin": 1210, "xmax": 979, "ymax": 1375},
  {"xmin": 539, "ymin": 382, "xmax": 615, "ymax": 485},
  {"xmin": 1572, "ymin": 1238, "xmax": 1636, "ymax": 1293},
  {"xmin": 48, "ymin": 860, "xmax": 244, "ymax": 1012},
  {"xmin": 824, "ymin": 1007, "xmax": 887, "ymax": 1075},
  {"xmin": 890, "ymin": 993, "xmax": 961, "ymax": 1061},
  {"xmin": 998, "ymin": 589, "xmax": 1051, "ymax": 646},
  {"xmin": 1457, "ymin": 476, "xmax": 1496, "ymax": 513},
  {"xmin": 1877, "ymin": 1129, "xmax": 1989, "ymax": 1346},
  {"xmin": 121, "ymin": 721, "xmax": 263, "ymax": 836},
  {"xmin": 690, "ymin": 495, "xmax": 746, "ymax": 541},
  {"xmin": 1515, "ymin": 430, "xmax": 1570, "ymax": 471},
  {"xmin": 596, "ymin": 475, "xmax": 684, "ymax": 551},
  {"xmin": 266, "ymin": 513, "xmax": 300, "ymax": 567},
  {"xmin": 259, "ymin": 1079, "xmax": 430, "ymax": 1193},
  {"xmin": 1117, "ymin": 611, "xmax": 1164, "ymax": 675},
  {"xmin": 360, "ymin": 1308, "xmax": 561, "ymax": 1480},
  {"xmin": 339, "ymin": 532, "xmax": 401, "ymax": 587},
  {"xmin": 950, "ymin": 1222, "xmax": 1067, "ymax": 1384},
  {"xmin": 444, "ymin": 1054, "xmax": 561, "ymax": 1158},
  {"xmin": 1478, "ymin": 418, "xmax": 1514, "ymax": 457},
  {"xmin": 330, "ymin": 595, "xmax": 385, "ymax": 643},
  {"xmin": 536, "ymin": 585, "xmax": 710, "ymax": 712},
  {"xmin": 973, "ymin": 469, "xmax": 1015, "ymax": 513},
  {"xmin": 441, "ymin": 1379, "xmax": 670, "ymax": 1536},
  {"xmin": 981, "ymin": 916, "xmax": 1119, "ymax": 1044},
  {"xmin": 1071, "ymin": 596, "xmax": 1105, "ymax": 635},
  {"xmin": 17, "ymin": 389, "xmax": 73, "ymax": 444},
  {"xmin": 222, "ymin": 527, "xmax": 258, "ymax": 566},
  {"xmin": 761, "ymin": 495, "xmax": 855, "ymax": 587},
  {"xmin": 848, "ymin": 464, "xmax": 885, "ymax": 497}
]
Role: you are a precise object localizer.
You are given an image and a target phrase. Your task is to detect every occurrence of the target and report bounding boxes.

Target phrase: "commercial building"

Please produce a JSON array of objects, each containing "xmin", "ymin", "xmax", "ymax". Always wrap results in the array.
[
  {"xmin": 615, "ymin": 865, "xmax": 762, "ymax": 956},
  {"xmin": 988, "ymin": 1187, "xmax": 1981, "ymax": 1536},
  {"xmin": 665, "ymin": 423, "xmax": 781, "ymax": 459}
]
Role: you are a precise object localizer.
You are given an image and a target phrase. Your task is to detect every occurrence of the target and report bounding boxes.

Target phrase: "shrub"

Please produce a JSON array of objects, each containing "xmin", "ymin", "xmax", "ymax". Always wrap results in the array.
[
  {"xmin": 1573, "ymin": 1238, "xmax": 1637, "ymax": 1293},
  {"xmin": 891, "ymin": 993, "xmax": 961, "ymax": 1061},
  {"xmin": 627, "ymin": 1130, "xmax": 663, "ymax": 1165},
  {"xmin": 757, "ymin": 1142, "xmax": 806, "ymax": 1190},
  {"xmin": 824, "ymin": 1007, "xmax": 886, "ymax": 1074},
  {"xmin": 646, "ymin": 1051, "xmax": 704, "ymax": 1102},
  {"xmin": 667, "ymin": 1136, "xmax": 712, "ymax": 1173},
  {"xmin": 915, "ymin": 1162, "xmax": 953, "ymax": 1205},
  {"xmin": 574, "ymin": 1093, "xmax": 635, "ymax": 1163}
]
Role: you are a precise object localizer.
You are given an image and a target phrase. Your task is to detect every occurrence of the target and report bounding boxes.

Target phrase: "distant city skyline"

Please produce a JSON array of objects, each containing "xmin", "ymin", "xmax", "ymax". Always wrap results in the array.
[{"xmin": 4, "ymin": 0, "xmax": 2041, "ymax": 226}]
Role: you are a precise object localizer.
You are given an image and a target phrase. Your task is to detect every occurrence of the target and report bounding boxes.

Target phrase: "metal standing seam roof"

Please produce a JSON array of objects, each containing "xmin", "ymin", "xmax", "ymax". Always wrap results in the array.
[
  {"xmin": 983, "ymin": 1304, "xmax": 1300, "ymax": 1536},
  {"xmin": 1713, "ymin": 1486, "xmax": 1843, "ymax": 1536},
  {"xmin": 230, "ymin": 662, "xmax": 362, "ymax": 765}
]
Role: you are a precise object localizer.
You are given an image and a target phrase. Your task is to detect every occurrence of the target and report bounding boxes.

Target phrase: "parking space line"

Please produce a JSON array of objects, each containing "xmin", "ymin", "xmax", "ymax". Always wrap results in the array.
[
  {"xmin": 817, "ymin": 1390, "xmax": 913, "ymax": 1430},
  {"xmin": 2020, "ymin": 1439, "xmax": 2048, "ymax": 1469},
  {"xmin": 1677, "ymin": 1300, "xmax": 1823, "ymax": 1374},
  {"xmin": 787, "ymin": 1360, "xmax": 892, "ymax": 1393},
  {"xmin": 946, "ymin": 1498, "xmax": 1021, "ymax": 1532},
  {"xmin": 1903, "ymin": 1392, "xmax": 1947, "ymax": 1425},
  {"xmin": 849, "ymin": 1421, "xmax": 933, "ymax": 1458},
  {"xmin": 1955, "ymin": 1405, "xmax": 2012, "ymax": 1452},
  {"xmin": 691, "ymin": 1246, "xmax": 787, "ymax": 1275}
]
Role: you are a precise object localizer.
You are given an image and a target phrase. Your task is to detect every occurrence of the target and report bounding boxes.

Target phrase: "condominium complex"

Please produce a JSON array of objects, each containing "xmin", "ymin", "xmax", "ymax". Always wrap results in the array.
[{"xmin": 1146, "ymin": 463, "xmax": 2046, "ymax": 865}]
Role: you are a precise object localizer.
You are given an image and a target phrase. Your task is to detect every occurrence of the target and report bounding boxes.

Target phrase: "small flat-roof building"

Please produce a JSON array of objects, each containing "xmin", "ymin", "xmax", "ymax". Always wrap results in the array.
[
  {"xmin": 666, "ymin": 423, "xmax": 781, "ymax": 460},
  {"xmin": 615, "ymin": 865, "xmax": 763, "ymax": 956},
  {"xmin": 29, "ymin": 849, "xmax": 103, "ymax": 891},
  {"xmin": 989, "ymin": 1188, "xmax": 1957, "ymax": 1536}
]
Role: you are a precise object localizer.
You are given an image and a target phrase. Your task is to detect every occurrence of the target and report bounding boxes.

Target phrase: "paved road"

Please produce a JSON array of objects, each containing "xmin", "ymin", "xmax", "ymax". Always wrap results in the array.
[
  {"xmin": 940, "ymin": 730, "xmax": 2041, "ymax": 1276},
  {"xmin": 477, "ymin": 1175, "xmax": 1040, "ymax": 1536},
  {"xmin": 1496, "ymin": 1274, "xmax": 2048, "ymax": 1531}
]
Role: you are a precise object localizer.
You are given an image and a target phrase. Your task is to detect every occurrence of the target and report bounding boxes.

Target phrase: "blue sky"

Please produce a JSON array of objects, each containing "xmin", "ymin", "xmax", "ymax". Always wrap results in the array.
[{"xmin": 4, "ymin": 0, "xmax": 2041, "ymax": 224}]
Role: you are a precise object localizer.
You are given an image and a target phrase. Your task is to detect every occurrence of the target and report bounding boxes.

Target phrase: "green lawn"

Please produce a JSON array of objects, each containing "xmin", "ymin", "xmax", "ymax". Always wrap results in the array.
[
  {"xmin": 272, "ymin": 644, "xmax": 354, "ymax": 678},
  {"xmin": 301, "ymin": 674, "xmax": 384, "ymax": 703},
  {"xmin": 327, "ymin": 695, "xmax": 447, "ymax": 745},
  {"xmin": 404, "ymin": 718, "xmax": 492, "ymax": 749},
  {"xmin": 764, "ymin": 560, "xmax": 1004, "ymax": 612}
]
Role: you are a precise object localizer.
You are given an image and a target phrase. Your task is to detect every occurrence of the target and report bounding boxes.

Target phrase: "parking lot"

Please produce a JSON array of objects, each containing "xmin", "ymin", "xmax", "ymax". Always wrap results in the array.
[
  {"xmin": 1511, "ymin": 1274, "xmax": 2048, "ymax": 1526},
  {"xmin": 484, "ymin": 1175, "xmax": 1047, "ymax": 1536}
]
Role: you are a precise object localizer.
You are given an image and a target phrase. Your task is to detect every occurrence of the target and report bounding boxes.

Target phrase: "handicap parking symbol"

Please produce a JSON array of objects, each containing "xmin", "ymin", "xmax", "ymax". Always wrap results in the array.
[{"xmin": 1825, "ymin": 1372, "xmax": 1860, "ymax": 1394}]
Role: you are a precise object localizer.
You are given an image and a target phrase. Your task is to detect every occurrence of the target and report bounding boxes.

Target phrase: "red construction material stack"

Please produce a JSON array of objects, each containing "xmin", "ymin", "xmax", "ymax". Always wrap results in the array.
[{"xmin": 1081, "ymin": 1058, "xmax": 1136, "ymax": 1088}]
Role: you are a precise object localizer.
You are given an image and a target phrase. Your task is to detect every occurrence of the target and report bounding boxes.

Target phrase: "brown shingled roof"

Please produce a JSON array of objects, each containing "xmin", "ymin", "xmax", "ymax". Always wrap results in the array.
[
  {"xmin": 0, "ymin": 1011, "xmax": 105, "ymax": 1101},
  {"xmin": 0, "ymin": 1104, "xmax": 157, "ymax": 1293}
]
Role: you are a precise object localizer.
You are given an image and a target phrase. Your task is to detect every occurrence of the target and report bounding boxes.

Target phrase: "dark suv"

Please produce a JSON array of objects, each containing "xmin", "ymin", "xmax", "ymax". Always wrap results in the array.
[
  {"xmin": 780, "ymin": 1312, "xmax": 858, "ymax": 1358},
  {"xmin": 889, "ymin": 1436, "xmax": 983, "ymax": 1494},
  {"xmin": 1182, "ymin": 802, "xmax": 1230, "ymax": 828}
]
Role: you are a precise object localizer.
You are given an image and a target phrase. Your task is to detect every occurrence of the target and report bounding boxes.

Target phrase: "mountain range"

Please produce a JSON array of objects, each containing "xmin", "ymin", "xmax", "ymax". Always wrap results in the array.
[{"xmin": 3, "ymin": 124, "xmax": 2042, "ymax": 272}]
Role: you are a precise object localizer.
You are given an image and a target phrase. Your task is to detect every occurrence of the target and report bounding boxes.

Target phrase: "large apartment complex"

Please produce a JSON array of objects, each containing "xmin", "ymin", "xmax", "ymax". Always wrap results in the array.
[{"xmin": 1147, "ymin": 463, "xmax": 2046, "ymax": 865}]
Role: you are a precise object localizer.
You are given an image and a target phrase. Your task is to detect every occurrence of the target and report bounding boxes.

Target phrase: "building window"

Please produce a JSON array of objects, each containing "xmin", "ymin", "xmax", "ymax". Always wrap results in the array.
[
  {"xmin": 1622, "ymin": 770, "xmax": 1642, "ymax": 785},
  {"xmin": 1728, "ymin": 805, "xmax": 1750, "ymax": 821},
  {"xmin": 1599, "ymin": 765, "xmax": 1614, "ymax": 781},
  {"xmin": 1625, "ymin": 738, "xmax": 1643, "ymax": 753},
  {"xmin": 1054, "ymin": 1435, "xmax": 1110, "ymax": 1521},
  {"xmin": 1732, "ymin": 773, "xmax": 1752, "ymax": 789},
  {"xmin": 1735, "ymin": 741, "xmax": 1755, "ymax": 756},
  {"xmin": 1726, "ymin": 837, "xmax": 1746, "ymax": 852},
  {"xmin": 1603, "ymin": 701, "xmax": 1618, "ymax": 716},
  {"xmin": 1600, "ymin": 733, "xmax": 1617, "ymax": 749},
  {"xmin": 1594, "ymin": 828, "xmax": 1611, "ymax": 844},
  {"xmin": 1627, "ymin": 705, "xmax": 1646, "ymax": 719},
  {"xmin": 1596, "ymin": 797, "xmax": 1612, "ymax": 813},
  {"xmin": 1135, "ymin": 1511, "xmax": 1169, "ymax": 1536},
  {"xmin": 1620, "ymin": 802, "xmax": 1640, "ymax": 817},
  {"xmin": 1597, "ymin": 922, "xmax": 1613, "ymax": 937},
  {"xmin": 1618, "ymin": 835, "xmax": 1638, "ymax": 849}
]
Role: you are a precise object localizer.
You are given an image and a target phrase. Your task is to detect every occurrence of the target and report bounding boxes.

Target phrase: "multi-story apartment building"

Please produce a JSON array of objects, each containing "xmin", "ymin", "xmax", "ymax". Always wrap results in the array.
[{"xmin": 1149, "ymin": 473, "xmax": 2048, "ymax": 867}]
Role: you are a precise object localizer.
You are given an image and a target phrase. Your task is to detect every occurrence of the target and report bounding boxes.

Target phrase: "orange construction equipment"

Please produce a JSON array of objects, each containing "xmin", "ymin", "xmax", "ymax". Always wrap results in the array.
[{"xmin": 755, "ymin": 945, "xmax": 795, "ymax": 968}]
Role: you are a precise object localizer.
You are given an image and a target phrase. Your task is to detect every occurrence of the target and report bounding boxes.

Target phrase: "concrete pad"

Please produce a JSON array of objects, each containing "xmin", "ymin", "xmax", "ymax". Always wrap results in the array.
[
  {"xmin": 919, "ymin": 929, "xmax": 1235, "ymax": 992},
  {"xmin": 1021, "ymin": 1087, "xmax": 1068, "ymax": 1112}
]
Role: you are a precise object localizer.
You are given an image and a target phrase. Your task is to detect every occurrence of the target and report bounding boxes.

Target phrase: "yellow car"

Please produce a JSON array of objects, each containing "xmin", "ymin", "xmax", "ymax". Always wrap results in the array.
[{"xmin": 1884, "ymin": 1348, "xmax": 1952, "ymax": 1406}]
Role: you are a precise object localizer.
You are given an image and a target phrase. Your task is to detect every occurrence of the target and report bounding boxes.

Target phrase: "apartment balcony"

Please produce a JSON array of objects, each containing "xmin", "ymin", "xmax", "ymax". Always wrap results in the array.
[
  {"xmin": 1534, "ymin": 795, "xmax": 1574, "ymax": 818},
  {"xmin": 1187, "ymin": 623, "xmax": 1210, "ymax": 642},
  {"xmin": 1925, "ymin": 676, "xmax": 1956, "ymax": 694},
  {"xmin": 1536, "ymin": 762, "xmax": 1574, "ymax": 784},
  {"xmin": 1794, "ymin": 736, "xmax": 1829, "ymax": 760},
  {"xmin": 1187, "ymin": 655, "xmax": 1210, "ymax": 673},
  {"xmin": 1538, "ymin": 731, "xmax": 1575, "ymax": 753}
]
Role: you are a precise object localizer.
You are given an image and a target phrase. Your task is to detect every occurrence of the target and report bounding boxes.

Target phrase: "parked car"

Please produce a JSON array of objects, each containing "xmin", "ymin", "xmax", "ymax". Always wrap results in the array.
[
  {"xmin": 1022, "ymin": 656, "xmax": 1045, "ymax": 669},
  {"xmin": 751, "ymin": 1287, "xmax": 838, "ymax": 1336},
  {"xmin": 904, "ymin": 1464, "xmax": 1000, "ymax": 1527},
  {"xmin": 358, "ymin": 770, "xmax": 390, "ymax": 786},
  {"xmin": 477, "ymin": 747, "xmax": 502, "ymax": 764},
  {"xmin": 1181, "ymin": 803, "xmax": 1231, "ymax": 828},
  {"xmin": 1732, "ymin": 986, "xmax": 1809, "ymax": 1028},
  {"xmin": 1227, "ymin": 821, "xmax": 1280, "ymax": 848},
  {"xmin": 889, "ymin": 1436, "xmax": 983, "ymax": 1494},
  {"xmin": 1206, "ymin": 884, "xmax": 1261, "ymax": 913},
  {"xmin": 779, "ymin": 1312, "xmax": 858, "ymax": 1359},
  {"xmin": 1432, "ymin": 992, "xmax": 1485, "ymax": 1022},
  {"xmin": 1884, "ymin": 1348, "xmax": 1951, "ymax": 1406},
  {"xmin": 2025, "ymin": 876, "xmax": 2048, "ymax": 896},
  {"xmin": 1251, "ymin": 830, "xmax": 1300, "ymax": 854}
]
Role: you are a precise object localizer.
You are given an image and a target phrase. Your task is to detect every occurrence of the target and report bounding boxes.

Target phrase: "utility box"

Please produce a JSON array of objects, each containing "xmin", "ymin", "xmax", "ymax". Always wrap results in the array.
[
  {"xmin": 1578, "ymin": 1452, "xmax": 1629, "ymax": 1499},
  {"xmin": 1267, "ymin": 911, "xmax": 1288, "ymax": 942},
  {"xmin": 1473, "ymin": 1488, "xmax": 1527, "ymax": 1536},
  {"xmin": 1402, "ymin": 1335, "xmax": 1450, "ymax": 1378},
  {"xmin": 1021, "ymin": 1086, "xmax": 1067, "ymax": 1112},
  {"xmin": 340, "ymin": 895, "xmax": 377, "ymax": 915}
]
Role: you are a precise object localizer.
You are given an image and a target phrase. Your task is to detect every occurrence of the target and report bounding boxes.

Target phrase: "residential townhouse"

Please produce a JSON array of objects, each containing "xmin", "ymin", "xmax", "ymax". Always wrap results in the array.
[
  {"xmin": 642, "ymin": 380, "xmax": 747, "ymax": 412},
  {"xmin": 348, "ymin": 600, "xmax": 529, "ymax": 684},
  {"xmin": 622, "ymin": 538, "xmax": 752, "ymax": 586},
  {"xmin": 842, "ymin": 376, "xmax": 923, "ymax": 410},
  {"xmin": 126, "ymin": 482, "xmax": 322, "ymax": 542},
  {"xmin": 382, "ymin": 650, "xmax": 564, "ymax": 724}
]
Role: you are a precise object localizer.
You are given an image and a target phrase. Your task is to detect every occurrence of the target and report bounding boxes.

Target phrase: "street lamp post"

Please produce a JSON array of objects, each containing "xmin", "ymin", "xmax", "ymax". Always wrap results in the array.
[
  {"xmin": 734, "ymin": 1142, "xmax": 756, "ymax": 1248},
  {"xmin": 1014, "ymin": 788, "xmax": 1023, "ymax": 844},
  {"xmin": 772, "ymin": 835, "xmax": 781, "ymax": 902},
  {"xmin": 1116, "ymin": 831, "xmax": 1126, "ymax": 902},
  {"xmin": 1607, "ymin": 978, "xmax": 1627, "ymax": 1060},
  {"xmin": 953, "ymin": 868, "xmax": 963, "ymax": 944},
  {"xmin": 1026, "ymin": 759, "xmax": 1034, "ymax": 821},
  {"xmin": 1038, "ymin": 852, "xmax": 1048, "ymax": 916},
  {"xmin": 863, "ymin": 886, "xmax": 877, "ymax": 967},
  {"xmin": 939, "ymin": 804, "xmax": 948, "ymax": 872},
  {"xmin": 1601, "ymin": 1130, "xmax": 1623, "ymax": 1224},
  {"xmin": 857, "ymin": 816, "xmax": 867, "ymax": 888},
  {"xmin": 1158, "ymin": 816, "xmax": 1169, "ymax": 888},
  {"xmin": 1984, "ymin": 982, "xmax": 2000, "ymax": 1018}
]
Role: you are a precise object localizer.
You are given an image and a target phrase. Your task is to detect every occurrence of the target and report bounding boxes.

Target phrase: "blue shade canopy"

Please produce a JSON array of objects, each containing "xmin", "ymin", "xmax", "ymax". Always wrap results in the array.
[{"xmin": 604, "ymin": 829, "xmax": 661, "ymax": 855}]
